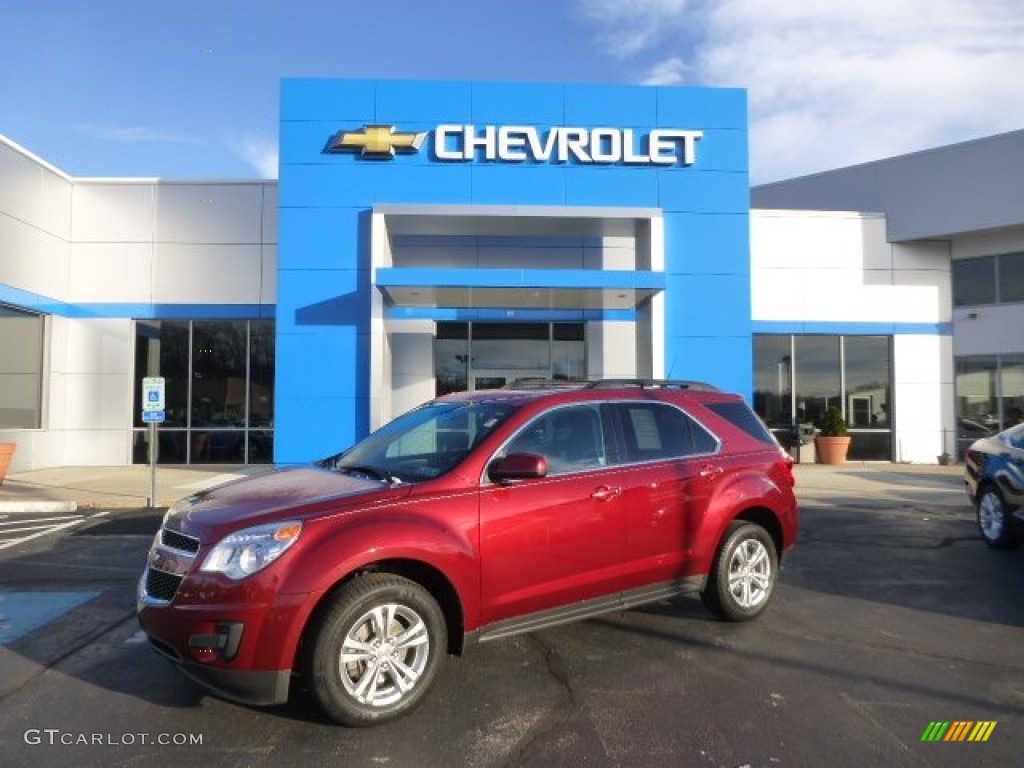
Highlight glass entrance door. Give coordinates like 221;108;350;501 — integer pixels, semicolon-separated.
434;322;585;396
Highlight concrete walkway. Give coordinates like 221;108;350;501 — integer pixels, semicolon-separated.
0;461;967;513
0;465;275;512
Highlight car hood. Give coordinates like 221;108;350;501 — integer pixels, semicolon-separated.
168;466;410;534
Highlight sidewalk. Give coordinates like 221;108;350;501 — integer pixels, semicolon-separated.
0;461;966;513
0;465;274;512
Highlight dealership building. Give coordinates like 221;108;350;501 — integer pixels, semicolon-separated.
1;79;1022;470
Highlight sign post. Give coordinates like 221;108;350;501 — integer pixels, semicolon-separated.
141;377;166;509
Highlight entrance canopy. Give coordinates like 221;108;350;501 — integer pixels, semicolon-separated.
372;204;665;314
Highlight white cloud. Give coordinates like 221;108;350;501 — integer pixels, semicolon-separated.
79;125;201;144
641;57;687;85
233;134;278;179
579;0;1024;182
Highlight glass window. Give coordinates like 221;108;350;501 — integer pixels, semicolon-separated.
134;320;189;428
956;356;999;441
249;321;275;428
753;333;893;461
952;256;996;306
611;402;719;461
998;252;1024;304
330;401;519;482
133;320;275;464
753;335;793;430
1000;355;1024;428
503;404;606;475
844;337;891;428
191;321;247;428
706;401;774;445
794;336;841;427
0;305;44;428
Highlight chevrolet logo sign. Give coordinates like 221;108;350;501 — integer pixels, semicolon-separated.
328;125;426;158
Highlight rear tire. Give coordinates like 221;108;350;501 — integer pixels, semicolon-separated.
977;487;1023;550
701;522;779;622
303;573;447;726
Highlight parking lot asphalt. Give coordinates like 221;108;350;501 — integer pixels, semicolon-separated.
0;462;1021;768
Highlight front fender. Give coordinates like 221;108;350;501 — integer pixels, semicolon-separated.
262;511;480;670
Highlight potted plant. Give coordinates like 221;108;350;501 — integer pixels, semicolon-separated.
0;442;15;485
815;406;851;465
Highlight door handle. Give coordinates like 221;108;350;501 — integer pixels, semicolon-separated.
699;464;724;479
591;485;622;501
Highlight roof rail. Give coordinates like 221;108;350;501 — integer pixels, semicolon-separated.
502;377;589;390
585;378;719;392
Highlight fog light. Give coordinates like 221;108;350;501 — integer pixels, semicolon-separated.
188;621;244;662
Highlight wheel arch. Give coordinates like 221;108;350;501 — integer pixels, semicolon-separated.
296;559;467;670
732;506;784;559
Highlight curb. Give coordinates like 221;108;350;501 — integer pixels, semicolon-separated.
0;501;78;514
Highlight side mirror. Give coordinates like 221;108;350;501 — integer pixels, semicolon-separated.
488;453;549;484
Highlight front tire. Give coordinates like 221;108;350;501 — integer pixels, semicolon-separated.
701;521;779;622
304;574;447;726
977;487;1023;550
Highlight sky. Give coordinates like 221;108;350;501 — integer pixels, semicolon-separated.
3;0;1023;184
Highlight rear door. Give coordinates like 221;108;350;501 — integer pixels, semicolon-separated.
605;400;723;590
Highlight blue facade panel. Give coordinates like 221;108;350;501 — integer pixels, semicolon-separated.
278;79;751;463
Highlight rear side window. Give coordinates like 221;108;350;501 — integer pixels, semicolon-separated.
705;401;776;445
612;402;718;462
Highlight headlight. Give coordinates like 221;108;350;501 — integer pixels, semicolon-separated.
200;521;303;580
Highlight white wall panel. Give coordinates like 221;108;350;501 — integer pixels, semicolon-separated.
71;183;153;242
260;244;277;303
262;184;278;244
61;429;131;466
892;335;954;463
152;244;263;304
67;243;154;303
0;142;71;236
155;184;263;244
953;305;1024;356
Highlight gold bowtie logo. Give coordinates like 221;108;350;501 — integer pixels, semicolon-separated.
329;125;426;158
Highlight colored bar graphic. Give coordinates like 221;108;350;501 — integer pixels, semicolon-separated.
921;721;996;742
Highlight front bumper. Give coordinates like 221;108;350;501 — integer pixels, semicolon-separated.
137;569;307;707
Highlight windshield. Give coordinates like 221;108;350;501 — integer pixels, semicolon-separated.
322;400;521;483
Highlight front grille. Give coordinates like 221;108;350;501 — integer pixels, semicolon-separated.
146;568;184;602
162;528;200;554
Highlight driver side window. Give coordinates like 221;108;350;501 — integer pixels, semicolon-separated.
503;405;607;475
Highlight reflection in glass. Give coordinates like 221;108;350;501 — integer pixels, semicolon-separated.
134;320;189;428
133;319;275;464
192;321;247;428
794;336;840;426
434;323;586;396
753;335;793;429
956;356;998;440
0;306;44;428
844;337;891;428
999;355;1024;428
999;252;1024;303
952;256;996;306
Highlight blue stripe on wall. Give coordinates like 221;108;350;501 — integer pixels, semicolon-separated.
385;307;637;322
375;268;665;290
752;320;953;336
0;285;275;320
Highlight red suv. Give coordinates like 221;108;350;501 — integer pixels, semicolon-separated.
137;380;798;726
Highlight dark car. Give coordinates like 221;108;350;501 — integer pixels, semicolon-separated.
965;422;1024;549
137;380;799;726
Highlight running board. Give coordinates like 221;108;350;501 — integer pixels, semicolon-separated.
475;577;706;643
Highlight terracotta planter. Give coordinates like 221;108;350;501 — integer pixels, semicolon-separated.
815;436;851;465
0;442;15;485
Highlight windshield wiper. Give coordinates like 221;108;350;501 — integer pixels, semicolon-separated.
337;464;401;485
